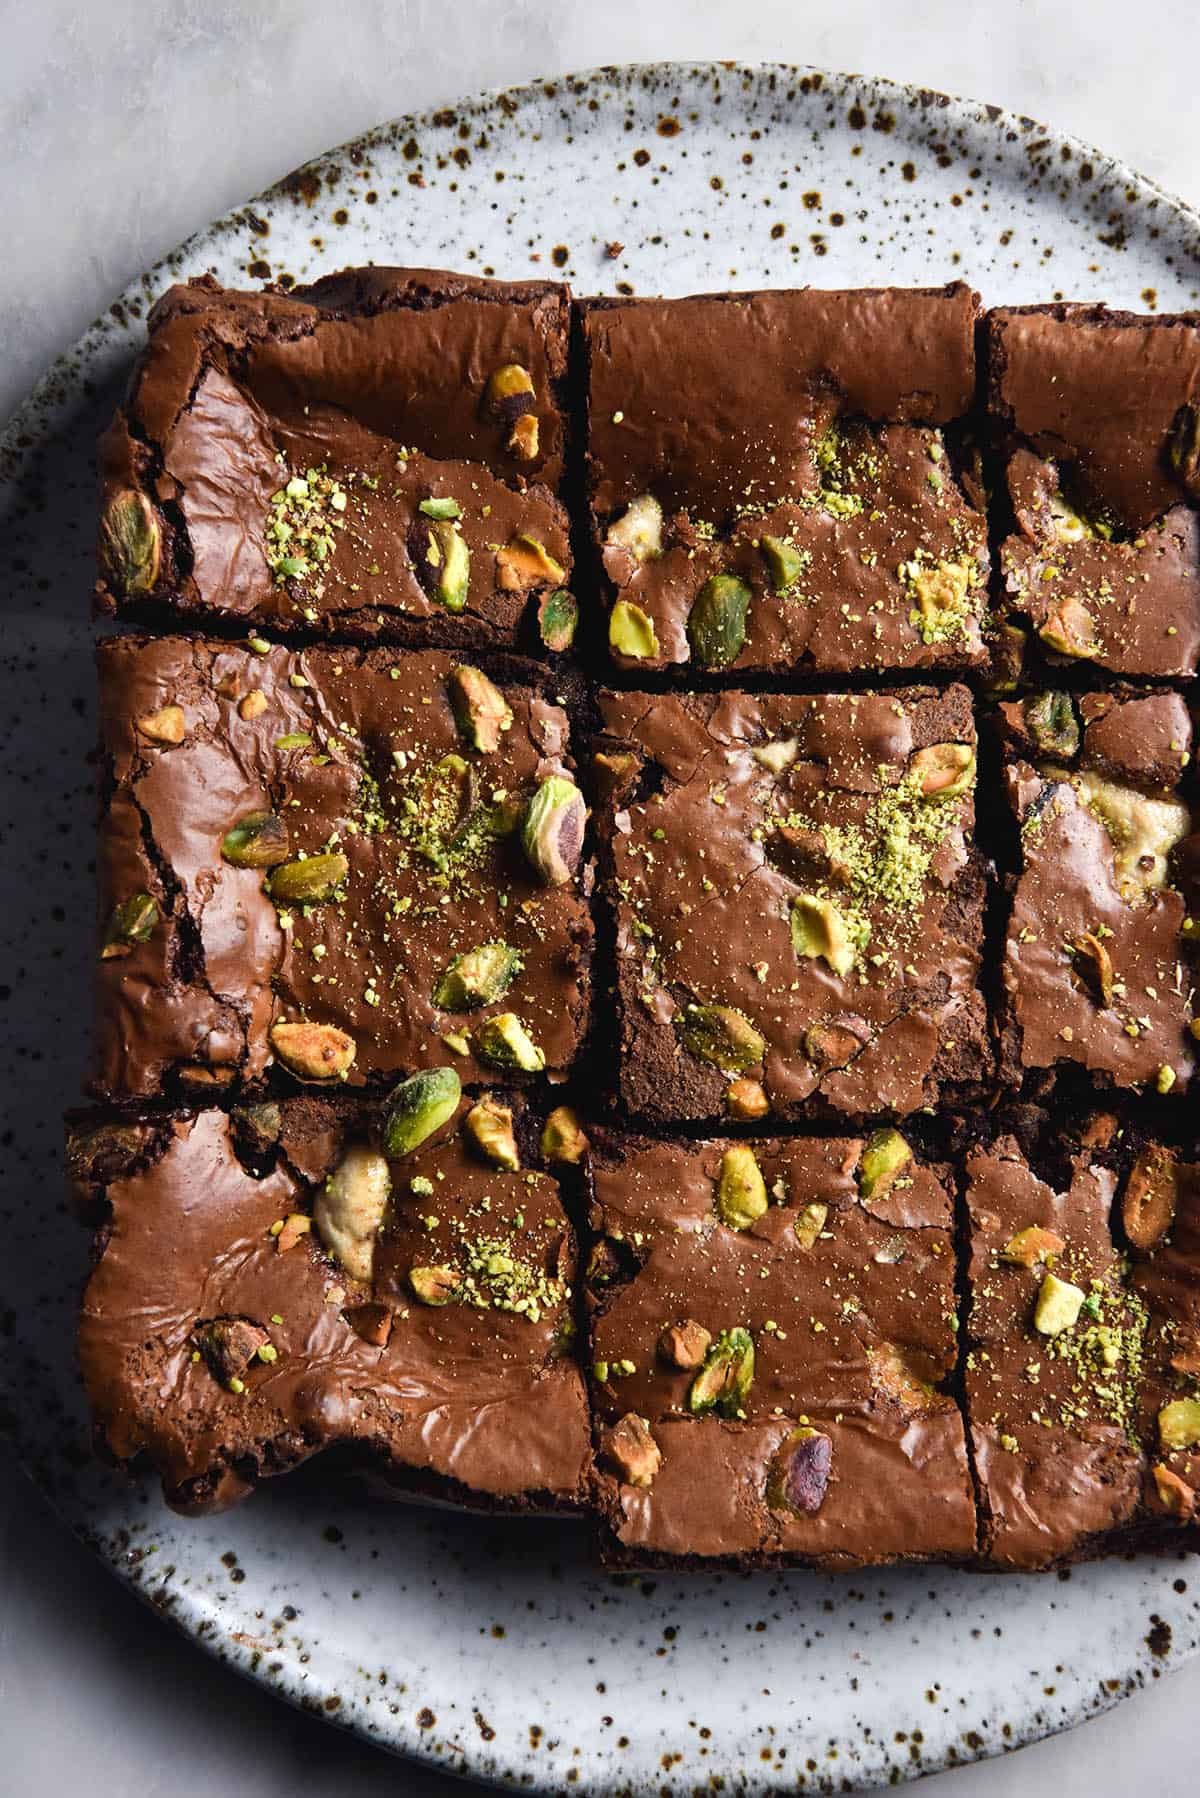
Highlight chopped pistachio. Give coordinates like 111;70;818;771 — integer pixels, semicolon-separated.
601;1413;661;1488
605;493;663;562
538;587;578;652
269;1020;356;1082
609;598;659;658
314;1145;392;1283
473;1012;545;1072
496;533;565;590
382;1067;462;1156
725;1076;769;1121
760;533;805;593
999;1225;1066;1269
908;742;975;800
463;1096;520;1170
804;1015;869;1072
687;573;751;668
716;1144;768;1231
679;1002;765;1072
767;1426;832;1515
484;362;535;418
1024;690;1080;759
447;664;512;753
658;1318;712;1370
410;1264;462;1306
1073;929;1115;1010
751;737;799;776
540;1105;589;1165
418;495;462;520
1073;772;1189;904
906;559;972;645
220;811;290;869
794;1201;828;1251
100;892;158;960
99;489;161;595
136;703;186;745
1040;595;1099;659
857;1129;912;1202
1169;401;1200;494
1034;1271;1086;1336
1158;1397;1200;1451
268;852;349;904
790;893;857;977
521;775;587;886
433;940;521;1011
1122;1145;1179;1251
410;515;471;611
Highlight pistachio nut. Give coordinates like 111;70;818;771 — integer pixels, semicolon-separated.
1158;1397;1200;1451
1073;771;1189;904
605;493;663;562
725;1076;769;1121
268;852;349;904
658;1318;712;1370
793;1201;829;1250
1072;929;1115;1009
409;515;471;611
410;1264;462;1306
1024;690;1080;760
269;1020;357;1081
1152;1463;1197;1519
592;749;640;805
472;1012;545;1072
484;362;535;421
221;811;290;869
195;1317;270;1387
608;599;660;658
600;1413;661;1489
909;742;975;799
1039;595;1098;659
857;1129;912;1202
538;587;578;652
521;775;587;886
803;1015;870;1073
751;737;799;776
447;664;512;753
687;1325;755;1417
679;1003;765;1072
99;488;161;596
508;413;539;461
1033;1270;1086;1335
1169;402;1200;495
999;1225;1066;1269
540;1105;589;1165
790;894;857;978
463;1096;520;1170
418;495;462;520
716;1144;768;1231
137;704;186;745
382;1066;462;1156
100;892;158;959
686;573;751;668
760;533;805;593
496;533;565;591
767;1425;832;1515
1122;1145;1178;1252
433;940;521;1011
274;1212;312;1254
314;1144;392;1283
908;559;971;643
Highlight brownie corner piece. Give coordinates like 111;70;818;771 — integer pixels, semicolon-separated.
93;636;591;1099
987;302;1200;679
77;1094;591;1515
96;266;572;649
997;686;1196;1100
586;1129;976;1567
581;281;991;678
594;682;989;1127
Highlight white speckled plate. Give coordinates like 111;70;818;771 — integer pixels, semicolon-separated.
2;60;1199;1796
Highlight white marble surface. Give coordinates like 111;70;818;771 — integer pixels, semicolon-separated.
2;2;1200;1792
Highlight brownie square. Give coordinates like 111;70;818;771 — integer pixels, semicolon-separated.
1125;1142;1200;1528
93;637;592;1098
988;304;1200;679
997;687;1196;1098
587;1131;976;1567
74;1094;591;1514
96;268;573;650
581;283;991;676
594;684;989;1125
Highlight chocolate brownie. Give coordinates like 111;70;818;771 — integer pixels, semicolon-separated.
594;684;989;1124
581;283;991;676
75;1092;591;1514
988;305;1200;679
1123;1143;1200;1528
93;637;592;1098
997;687;1196;1099
587;1130;976;1566
96;268;574;650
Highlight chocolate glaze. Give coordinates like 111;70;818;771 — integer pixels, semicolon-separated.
76;1099;591;1515
97;269;571;643
582;283;990;675
93;638;592;1097
596;684;989;1124
588;1132;975;1567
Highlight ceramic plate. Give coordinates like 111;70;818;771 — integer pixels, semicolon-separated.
2;60;1198;1796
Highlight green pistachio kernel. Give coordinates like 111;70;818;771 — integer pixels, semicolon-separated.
522;775;587;886
409;1264;462;1306
687;1326;755;1417
382;1067;462;1157
1159;1396;1200;1450
760;533;804;593
99;489;161;596
100;892;159;959
410;515;471;611
767;1425;832;1514
858;1129;912;1202
679;1003;766;1072
1024;690;1080;760
538;587;579;652
605;493;664;562
463;1096;521;1170
433;941;521;1011
268;852;349;904
609;599;660;659
447;664;512;754
716;1144;768;1231
790;893;857;977
687;574;751;668
1034;1271;1087;1336
418;496;462;520
220;811;290;869
472;1012;546;1072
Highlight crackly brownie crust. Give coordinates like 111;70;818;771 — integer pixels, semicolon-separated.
594;684;989;1125
75;1096;591;1515
586;1131;975;1567
581;283;990;676
996;687;1196;1098
93;637;592;1098
988;305;1200;678
96;268;572;646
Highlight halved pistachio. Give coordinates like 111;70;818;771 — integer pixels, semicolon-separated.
410;515;471;611
418;495;462;520
909;742;975;799
521;775;587;885
857;1129;912;1202
790;894;857;978
472;1012;545;1072
541;1105;589;1165
1034;1271;1086;1335
1159;1397;1200;1451
609;599;659;658
716;1144;768;1231
410;1264;462;1306
538;587;578;652
658;1318;712;1370
1024;690;1080;760
794;1201;828;1250
999;1225;1065;1269
1072;929;1115;1009
433;940;521;1011
908;560;970;644
464;1096;520;1170
679;1003;765;1072
803;1015;870;1073
687;1326;754;1417
270;1020;357;1081
725;1076;769;1121
1152;1463;1197;1518
1039;596;1098;659
1122;1145;1178;1252
1170;403;1200;495
496;533;565;591
600;1413;661;1488
99;489;161;595
268;852;349;904
1073;772;1189;903
314;1145;392;1283
687;574;751;668
752;737;799;776
760;534;805;593
592;749;640;804
484;362;535;420
447;664;512;753
605;493;663;562
137;704;185;745
767;1426;832;1515
221;811;290;869
382;1066;462;1156
100;892;158;959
